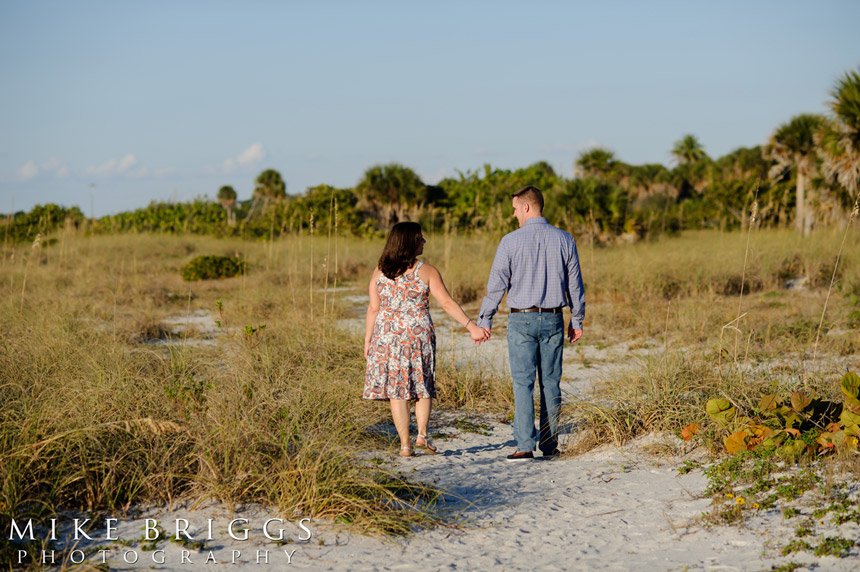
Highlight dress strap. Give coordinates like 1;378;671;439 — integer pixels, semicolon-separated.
413;261;424;277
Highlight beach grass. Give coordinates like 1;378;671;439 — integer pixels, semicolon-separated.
561;226;859;452
0;232;434;568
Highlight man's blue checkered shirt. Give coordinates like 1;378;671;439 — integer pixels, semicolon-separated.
477;217;585;330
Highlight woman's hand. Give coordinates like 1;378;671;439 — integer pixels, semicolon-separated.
364;338;372;359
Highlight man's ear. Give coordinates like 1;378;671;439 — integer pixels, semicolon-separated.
522;202;530;213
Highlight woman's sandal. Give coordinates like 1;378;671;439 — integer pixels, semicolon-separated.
415;434;437;454
399;446;414;457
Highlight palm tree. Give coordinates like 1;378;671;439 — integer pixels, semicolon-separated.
817;68;860;199
253;169;286;201
354;163;426;226
670;135;710;201
217;185;237;226
671;134;707;166
247;169;286;219
575;147;618;179
765;114;826;235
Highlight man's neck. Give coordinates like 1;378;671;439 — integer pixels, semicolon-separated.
521;215;544;227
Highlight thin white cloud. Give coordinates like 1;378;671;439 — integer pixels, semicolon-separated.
86;153;138;176
117;154;137;172
238;143;265;165
17;160;39;180
42;158;71;178
223;143;266;172
14;158;72;181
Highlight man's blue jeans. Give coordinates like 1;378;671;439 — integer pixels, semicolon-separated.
506;312;564;454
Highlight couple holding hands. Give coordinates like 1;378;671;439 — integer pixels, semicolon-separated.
362;186;585;460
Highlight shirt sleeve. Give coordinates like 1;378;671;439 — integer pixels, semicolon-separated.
565;235;586;330
477;237;511;329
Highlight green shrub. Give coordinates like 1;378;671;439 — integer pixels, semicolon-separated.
180;255;245;281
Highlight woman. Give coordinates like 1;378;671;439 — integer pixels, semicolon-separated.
363;222;490;457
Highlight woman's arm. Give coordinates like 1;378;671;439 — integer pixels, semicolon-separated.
421;264;490;342
364;268;381;357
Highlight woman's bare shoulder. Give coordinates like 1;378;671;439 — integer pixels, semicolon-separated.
417;261;440;281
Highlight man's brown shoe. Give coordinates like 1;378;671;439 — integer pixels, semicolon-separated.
505;451;534;462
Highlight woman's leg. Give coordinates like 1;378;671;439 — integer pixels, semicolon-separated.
389;399;411;451
414;398;437;452
415;398;431;437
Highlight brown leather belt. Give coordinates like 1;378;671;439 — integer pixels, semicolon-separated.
510;306;564;314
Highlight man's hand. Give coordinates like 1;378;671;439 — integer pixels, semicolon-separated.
568;323;582;344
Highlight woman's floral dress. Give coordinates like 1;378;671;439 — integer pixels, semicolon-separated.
363;262;436;400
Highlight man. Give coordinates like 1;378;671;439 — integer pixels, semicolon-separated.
477;186;585;461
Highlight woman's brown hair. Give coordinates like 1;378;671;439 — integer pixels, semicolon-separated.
378;222;424;280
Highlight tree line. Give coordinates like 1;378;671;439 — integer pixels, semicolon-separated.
5;68;858;244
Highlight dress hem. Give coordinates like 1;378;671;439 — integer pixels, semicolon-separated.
362;394;435;401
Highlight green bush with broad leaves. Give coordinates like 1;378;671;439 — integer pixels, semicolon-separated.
703;372;860;460
180;255;245;281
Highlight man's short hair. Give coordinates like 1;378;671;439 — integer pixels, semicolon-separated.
512;186;544;212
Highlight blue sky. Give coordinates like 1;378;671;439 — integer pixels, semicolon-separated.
1;1;858;216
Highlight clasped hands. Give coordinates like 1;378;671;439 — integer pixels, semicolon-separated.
467;323;491;345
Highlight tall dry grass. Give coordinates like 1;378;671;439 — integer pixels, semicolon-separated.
582;229;859;352
435;363;514;414
0;231;443;568
562;224;860;453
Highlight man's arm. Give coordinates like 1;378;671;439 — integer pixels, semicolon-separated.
423;264;490;343
565;235;585;339
477;238;511;329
